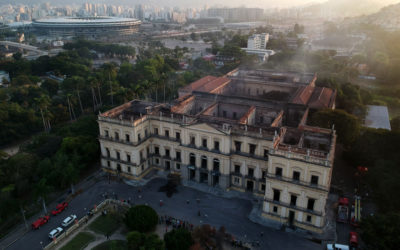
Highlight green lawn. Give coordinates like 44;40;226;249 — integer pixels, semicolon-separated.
92;240;127;250
89;214;120;236
60;232;95;250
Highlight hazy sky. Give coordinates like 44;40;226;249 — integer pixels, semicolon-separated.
0;0;399;9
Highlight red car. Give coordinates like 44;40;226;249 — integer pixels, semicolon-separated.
31;215;50;229
350;231;358;249
51;202;68;216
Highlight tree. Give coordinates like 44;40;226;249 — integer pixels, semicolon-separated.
34;94;52;133
126;231;164;250
34;178;52;214
391;116;400;131
164;228;194;250
125;205;158;232
309;109;360;146
361;213;400;250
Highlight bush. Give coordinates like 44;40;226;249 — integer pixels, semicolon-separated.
164;228;194;250
125;205;158;233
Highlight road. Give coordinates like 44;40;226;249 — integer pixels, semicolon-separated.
7;178;322;250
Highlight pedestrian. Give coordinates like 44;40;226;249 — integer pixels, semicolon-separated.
260;231;264;237
198;210;201;216
165;225;168;233
196;198;200;203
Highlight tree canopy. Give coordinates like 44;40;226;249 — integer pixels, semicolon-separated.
125;205;158;233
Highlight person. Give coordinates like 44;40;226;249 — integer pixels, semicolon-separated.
260;231;264;237
186;200;189;204
198;210;201;216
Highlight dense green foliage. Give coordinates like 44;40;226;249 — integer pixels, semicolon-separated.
361;213;400;250
125;205;158;233
89;213;121;236
126;231;164;250
164;228;194;250
64;39;136;57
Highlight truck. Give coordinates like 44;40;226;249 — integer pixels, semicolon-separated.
350;196;361;227
337;197;349;223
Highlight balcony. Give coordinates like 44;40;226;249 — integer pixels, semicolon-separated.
267;173;329;192
264;197;323;216
101;156;138;167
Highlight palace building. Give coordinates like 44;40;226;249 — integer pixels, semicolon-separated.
98;69;337;233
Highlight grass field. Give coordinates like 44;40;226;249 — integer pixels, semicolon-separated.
60;232;95;250
88;214;121;236
92;240;127;250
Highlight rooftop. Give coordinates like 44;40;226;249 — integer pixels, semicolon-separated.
364;105;391;130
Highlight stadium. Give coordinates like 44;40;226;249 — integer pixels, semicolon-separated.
32;17;141;38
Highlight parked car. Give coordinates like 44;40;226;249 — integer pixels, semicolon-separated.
31;215;50;229
51;202;68;216
48;227;63;239
61;214;77;227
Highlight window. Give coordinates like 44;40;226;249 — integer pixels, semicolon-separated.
273;189;280;202
115;132;119;140
116;151;120;160
234;141;241;152
311;175;319;185
154;128;158;135
249;144;256;155
293;171;300;181
104;130;109;137
155;158;160;164
234;177;240;184
202;138;207;148
117;164;121;171
222;110;227;117
214;140;220;151
165;149;170;158
155;146;159;155
141;165;144;171
128;166;131;173
176;163;181;170
127;154;131;162
213;158;220;171
190;136;195;146
273;206;278;213
290;195;297;206
137;133;141;141
190;153;196;166
307;198;315;211
233;112;237;119
261;184;266;191
106;148;110;157
107;161;110;167
201;156;207;169
234;165;240;174
260;116;264;123
176;132;180;141
262;170;267;180
306;215;312;223
165;130;169;138
145;129;148;137
275;167;282;177
126;134;130;142
139;151;143;162
248;168;254;177
146;147;149;156
176;151;181;161
264;149;269;160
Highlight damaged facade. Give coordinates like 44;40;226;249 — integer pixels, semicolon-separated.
98;69;336;233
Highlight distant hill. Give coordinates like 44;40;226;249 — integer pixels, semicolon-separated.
298;0;400;19
343;2;400;31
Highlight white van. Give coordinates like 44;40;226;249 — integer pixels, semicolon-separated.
327;243;350;250
48;227;63;239
61;214;77;227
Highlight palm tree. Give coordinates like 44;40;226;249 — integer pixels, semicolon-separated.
34;94;52;133
34;178;52;214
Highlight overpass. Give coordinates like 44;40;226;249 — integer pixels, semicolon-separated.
0;41;48;59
